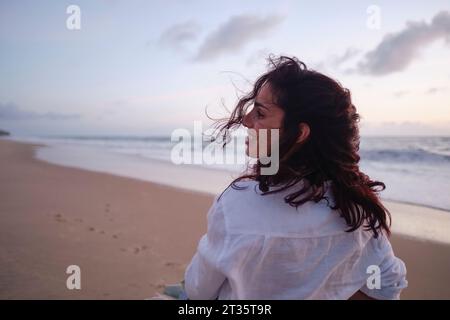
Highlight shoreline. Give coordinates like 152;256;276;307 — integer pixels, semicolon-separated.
8;135;450;213
10;137;450;245
382;198;450;214
1;138;450;299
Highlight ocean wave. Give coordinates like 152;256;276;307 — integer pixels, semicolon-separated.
360;148;450;164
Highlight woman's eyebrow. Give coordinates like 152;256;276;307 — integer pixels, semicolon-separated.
254;101;269;110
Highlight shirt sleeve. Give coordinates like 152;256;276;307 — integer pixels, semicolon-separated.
359;235;408;300
184;197;227;300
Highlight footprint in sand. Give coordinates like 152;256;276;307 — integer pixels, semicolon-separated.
120;245;149;255
54;213;67;223
86;226;108;235
165;261;180;267
135;245;150;254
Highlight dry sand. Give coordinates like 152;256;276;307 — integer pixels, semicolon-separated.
0;139;449;299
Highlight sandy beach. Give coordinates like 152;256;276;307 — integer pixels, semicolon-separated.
1;138;449;299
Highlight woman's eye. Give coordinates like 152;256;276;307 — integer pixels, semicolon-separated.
256;110;264;118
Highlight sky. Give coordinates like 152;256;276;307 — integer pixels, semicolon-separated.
0;0;449;136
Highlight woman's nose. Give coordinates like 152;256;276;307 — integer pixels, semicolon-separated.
242;113;252;128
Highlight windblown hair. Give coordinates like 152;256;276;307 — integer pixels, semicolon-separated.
216;55;391;238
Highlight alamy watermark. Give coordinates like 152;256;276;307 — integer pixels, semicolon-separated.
366;265;381;290
170;121;280;175
66;265;81;290
366;5;382;30
66;5;81;30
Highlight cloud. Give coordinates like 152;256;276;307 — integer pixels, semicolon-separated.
192;14;284;62
0;102;81;120
357;10;450;76
158;20;201;51
331;47;361;66
311;47;361;73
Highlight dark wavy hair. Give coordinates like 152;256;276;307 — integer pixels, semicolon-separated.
216;55;391;238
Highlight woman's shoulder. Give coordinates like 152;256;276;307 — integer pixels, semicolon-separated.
215;179;349;238
217;179;260;203
217;178;311;202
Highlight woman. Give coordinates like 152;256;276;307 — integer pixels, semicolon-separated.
184;56;407;300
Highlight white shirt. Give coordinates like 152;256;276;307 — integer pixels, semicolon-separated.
184;180;408;300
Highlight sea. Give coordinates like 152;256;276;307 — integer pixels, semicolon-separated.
9;135;450;212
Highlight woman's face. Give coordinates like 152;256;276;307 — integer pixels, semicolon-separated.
242;82;285;158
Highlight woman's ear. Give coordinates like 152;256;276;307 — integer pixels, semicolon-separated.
296;122;310;144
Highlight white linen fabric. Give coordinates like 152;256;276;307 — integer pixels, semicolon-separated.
185;180;407;300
